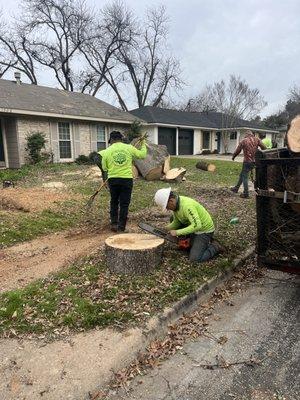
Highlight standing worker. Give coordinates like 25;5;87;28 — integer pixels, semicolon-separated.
258;132;272;149
230;130;266;198
99;131;147;232
154;188;223;263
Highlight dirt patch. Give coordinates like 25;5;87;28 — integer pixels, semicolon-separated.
0;228;114;292
0;187;81;212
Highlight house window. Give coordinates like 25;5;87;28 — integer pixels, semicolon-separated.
97;125;106;150
58;122;72;159
230;132;237;140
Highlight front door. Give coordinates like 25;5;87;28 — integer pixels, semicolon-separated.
0;121;5;164
178;129;194;155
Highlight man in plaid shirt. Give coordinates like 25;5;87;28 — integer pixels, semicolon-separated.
230;130;266;198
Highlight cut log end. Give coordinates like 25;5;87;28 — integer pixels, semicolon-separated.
105;233;164;275
287;115;300;153
196;161;216;172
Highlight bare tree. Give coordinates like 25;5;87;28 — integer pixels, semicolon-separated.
104;5;183;110
289;85;300;103
0;13;37;81
78;1;134;97
21;0;92;90
181;75;267;153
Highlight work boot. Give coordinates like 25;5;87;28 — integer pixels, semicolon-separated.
240;193;249;199
212;239;226;254
111;224;118;232
230;186;238;193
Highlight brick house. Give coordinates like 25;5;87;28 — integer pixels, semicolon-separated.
0;76;140;168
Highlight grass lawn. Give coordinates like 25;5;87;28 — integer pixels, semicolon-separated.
0;157;256;338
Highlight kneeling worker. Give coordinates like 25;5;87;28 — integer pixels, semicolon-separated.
100;131;147;232
154;188;223;262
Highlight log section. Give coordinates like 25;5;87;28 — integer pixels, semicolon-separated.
196;161;216;172
105;233;164;274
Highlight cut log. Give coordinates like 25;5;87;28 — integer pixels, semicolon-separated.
132;165;139;179
196;161;216;172
105;233;164;274
287;115;300;153
162;167;187;182
163;155;171;174
133;142;169;181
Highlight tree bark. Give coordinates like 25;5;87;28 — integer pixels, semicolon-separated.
196;161;216;172
105;234;164;274
134;142;169;180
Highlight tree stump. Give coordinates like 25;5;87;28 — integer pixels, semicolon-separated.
196;161;216;172
105;233;164;275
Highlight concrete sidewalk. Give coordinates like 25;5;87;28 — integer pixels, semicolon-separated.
177;154;243;163
0;247;254;400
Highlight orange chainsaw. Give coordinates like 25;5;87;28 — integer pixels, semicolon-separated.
138;222;191;250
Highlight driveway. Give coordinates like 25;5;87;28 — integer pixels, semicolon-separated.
177;154;244;163
107;268;300;400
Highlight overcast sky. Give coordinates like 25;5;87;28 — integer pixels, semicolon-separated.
1;0;300;117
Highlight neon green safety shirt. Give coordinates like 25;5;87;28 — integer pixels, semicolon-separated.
167;196;215;236
99;141;147;179
262;137;272;149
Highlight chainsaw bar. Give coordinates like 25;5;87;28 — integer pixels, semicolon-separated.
138;222;178;244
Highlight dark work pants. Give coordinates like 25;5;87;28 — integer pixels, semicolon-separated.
235;162;255;196
108;178;133;230
189;232;218;263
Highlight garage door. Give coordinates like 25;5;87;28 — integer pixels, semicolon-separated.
158;127;176;155
178;129;194;155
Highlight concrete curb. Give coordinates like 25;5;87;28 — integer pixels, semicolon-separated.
142;245;255;342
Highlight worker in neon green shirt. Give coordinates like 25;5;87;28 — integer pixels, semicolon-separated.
99;131;147;232
259;133;272;149
154;188;223;262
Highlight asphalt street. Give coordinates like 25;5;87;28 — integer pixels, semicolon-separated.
106;268;300;400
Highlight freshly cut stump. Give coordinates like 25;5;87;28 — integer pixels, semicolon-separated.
105;233;164;275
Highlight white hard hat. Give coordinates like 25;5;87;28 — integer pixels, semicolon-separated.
154;187;171;211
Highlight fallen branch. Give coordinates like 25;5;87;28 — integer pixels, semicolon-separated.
193;354;264;370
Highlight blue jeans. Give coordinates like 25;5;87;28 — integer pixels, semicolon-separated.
235;162;255;196
189;232;218;263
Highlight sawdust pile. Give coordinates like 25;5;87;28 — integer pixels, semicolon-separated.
0;188;78;212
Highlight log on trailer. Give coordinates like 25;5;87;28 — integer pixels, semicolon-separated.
287;115;300;153
105;234;164;274
134;142;169;180
196;161;216;172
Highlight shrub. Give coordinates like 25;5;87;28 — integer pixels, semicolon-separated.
25;132;47;164
201;149;212;155
125;120;143;142
75;154;90;164
88;151;101;165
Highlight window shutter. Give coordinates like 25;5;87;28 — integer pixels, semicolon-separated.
73;122;81;158
50;121;60;162
91;124;98;152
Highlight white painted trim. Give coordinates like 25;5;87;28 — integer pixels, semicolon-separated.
0;118;8;167
0;108;137;125
176;127;179;155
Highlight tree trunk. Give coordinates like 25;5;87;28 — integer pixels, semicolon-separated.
105;234;164;275
132;165;139;179
134;142;169;180
163;155;171;174
196;161;216;172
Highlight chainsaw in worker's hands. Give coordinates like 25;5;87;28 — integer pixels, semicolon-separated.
138;222;191;250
